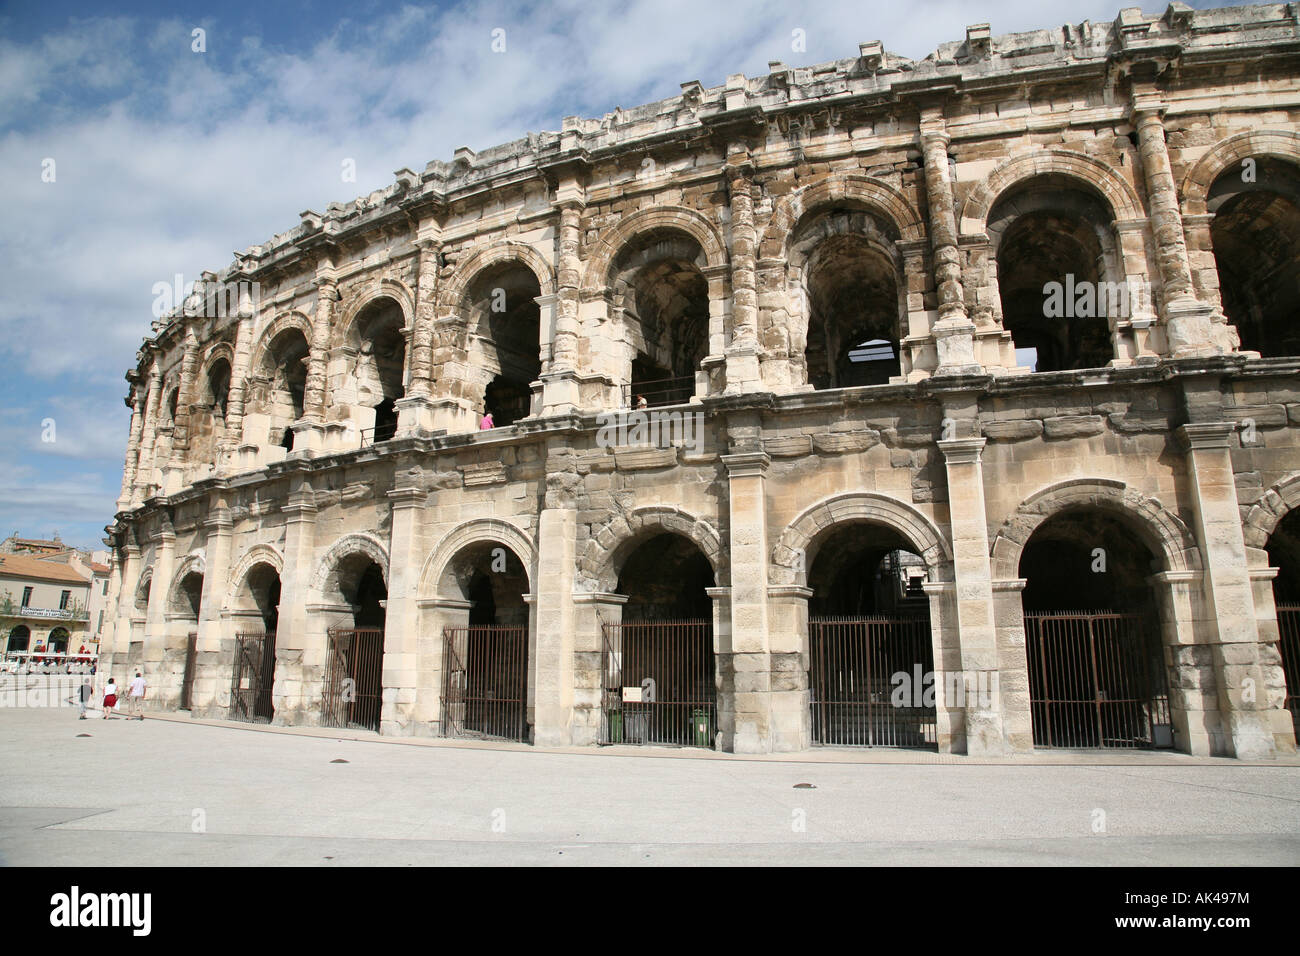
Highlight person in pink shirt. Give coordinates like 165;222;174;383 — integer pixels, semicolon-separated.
480;411;494;430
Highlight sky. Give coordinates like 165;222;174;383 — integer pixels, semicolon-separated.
0;0;1253;549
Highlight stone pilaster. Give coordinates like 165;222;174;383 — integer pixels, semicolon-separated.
105;539;140;681
396;241;442;435
1175;422;1287;757
919;105;978;373
380;482;425;734
724;150;761;392
273;476;317;724
541;195;583;415
533;474;578;745
937;435;1007;755
721;448;773;752
571;591;628;745
766;584;812;751
118;388;145;510
134;360;164;504
1130;90;1223;356
220;313;254;468
295;269;336;451
142;518;176;710
190;504;232;717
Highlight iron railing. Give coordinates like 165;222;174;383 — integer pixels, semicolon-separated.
230;630;276;723
1278;605;1299;736
622;375;696;409
1025;610;1172;749
809;615;938;749
321;627;384;732
601;619;716;748
440;626;529;742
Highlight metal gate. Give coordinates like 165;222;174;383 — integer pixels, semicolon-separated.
1278;605;1300;735
440;626;529;741
179;631;198;710
321;627;384;732
600;620;716;747
1025;611;1172;749
809;615;937;748
230;630;276;722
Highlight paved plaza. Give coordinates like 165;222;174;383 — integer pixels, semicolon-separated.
1;706;1298;866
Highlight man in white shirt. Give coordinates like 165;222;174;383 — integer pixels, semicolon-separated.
127;671;146;720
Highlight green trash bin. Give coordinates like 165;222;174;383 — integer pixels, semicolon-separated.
690;708;712;747
607;708;623;744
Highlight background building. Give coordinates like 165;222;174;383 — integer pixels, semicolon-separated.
103;4;1300;758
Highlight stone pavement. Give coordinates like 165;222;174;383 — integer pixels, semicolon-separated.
2;707;1298;866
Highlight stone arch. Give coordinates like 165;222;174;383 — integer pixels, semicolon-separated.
308;533;390;598
418;518;538;598
134;567;154;610
199;342;235;381
1243;472;1300;560
224;543;285;606
439;241;556;314
961;149;1145;231
167;553;206;616
989;478;1202;580
759;174;926;259
579;505;724;593
582;206;728;293
771;492;952;587
339;277;416;341
1181;129;1300;215
249;311;314;374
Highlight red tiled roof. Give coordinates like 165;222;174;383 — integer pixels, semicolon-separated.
0;553;90;585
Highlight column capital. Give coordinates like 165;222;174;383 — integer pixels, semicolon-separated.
937;437;986;464
387;486;427;508
1174;421;1236;451
721;450;770;476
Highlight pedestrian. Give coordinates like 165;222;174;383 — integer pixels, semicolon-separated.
78;678;93;719
479;409;494;430
127;671;146;720
636;394;648;410
102;677;119;719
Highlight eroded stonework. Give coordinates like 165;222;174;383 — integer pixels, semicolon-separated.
104;4;1300;758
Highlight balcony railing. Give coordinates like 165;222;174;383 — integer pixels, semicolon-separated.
622;376;696;409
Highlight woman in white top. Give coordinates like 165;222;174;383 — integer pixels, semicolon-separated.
102;678;119;719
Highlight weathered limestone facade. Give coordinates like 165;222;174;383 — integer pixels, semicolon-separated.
105;4;1300;758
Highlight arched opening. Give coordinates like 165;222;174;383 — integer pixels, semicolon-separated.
231;561;280;723
1265;508;1300;734
798;210;905;389
260;328;309;451
191;356;232;467
1209;157;1300;357
47;627;69;655
613;233;709;408
127;575;149;674
604;532;716;746
350;297;406;442
6;624;30;657
466;264;541;427
206;358;231;423
805;522;935;748
173;570;202;709
989;177;1119;372
321;554;386;731
438;541;530;742
174;571;203;620
1019;509;1171;749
